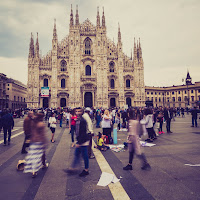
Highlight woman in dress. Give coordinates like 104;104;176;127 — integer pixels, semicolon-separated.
24;113;48;178
123;109;151;170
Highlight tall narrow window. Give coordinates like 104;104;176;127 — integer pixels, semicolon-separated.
60;60;67;71
85;65;91;75
126;79;130;88
85;38;91;55
61;79;66;88
110;79;115;89
109;61;115;72
44;79;48;87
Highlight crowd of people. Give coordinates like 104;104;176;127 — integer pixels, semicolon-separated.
0;105;199;178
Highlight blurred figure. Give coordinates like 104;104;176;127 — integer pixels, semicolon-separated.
21;111;34;154
1;110;14;146
123;109;151;171
164;107;173;133
24;113;48;178
69;108;77;147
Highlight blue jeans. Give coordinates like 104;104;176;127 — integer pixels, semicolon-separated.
72;146;89;169
192;117;197;127
60;119;62;127
70;125;75;143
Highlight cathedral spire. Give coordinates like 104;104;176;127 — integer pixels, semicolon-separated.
96;6;100;27
139;37;142;59
70;4;74;27
29;32;34;58
134;37;137;60
75;5;79;25
102;7;105;27
53;19;57;40
118;23;121;44
35;32;39;58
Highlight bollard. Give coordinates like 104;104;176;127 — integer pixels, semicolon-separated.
113;128;117;144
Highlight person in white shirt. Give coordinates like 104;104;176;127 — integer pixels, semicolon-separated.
49;113;57;143
101;110;112;142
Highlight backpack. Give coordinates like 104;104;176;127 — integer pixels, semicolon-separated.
109;136;113;144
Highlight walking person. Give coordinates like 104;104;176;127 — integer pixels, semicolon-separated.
21;111;34;154
1;110;14;146
164;107;173;133
123;109;151;171
66;107;90;177
69;108;77;147
24;113;48;178
58;111;63;127
141;108;157;142
49;113;57;143
83;107;95;159
190;107;199;127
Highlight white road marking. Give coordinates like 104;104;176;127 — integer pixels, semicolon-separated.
0;131;24;144
92;139;130;200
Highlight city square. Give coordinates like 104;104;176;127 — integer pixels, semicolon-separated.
0;0;200;200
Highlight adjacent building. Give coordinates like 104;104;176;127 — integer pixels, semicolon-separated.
145;72;200;108
27;6;145;109
6;78;27;110
0;73;8;110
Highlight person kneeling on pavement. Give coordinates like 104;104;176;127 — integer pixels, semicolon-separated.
97;132;109;151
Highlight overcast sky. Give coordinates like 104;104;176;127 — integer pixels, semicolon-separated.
0;0;200;87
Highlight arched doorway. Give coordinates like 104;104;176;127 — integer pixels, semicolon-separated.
126;97;132;107
43;98;49;108
110;98;116;107
84;92;93;107
60;98;66;107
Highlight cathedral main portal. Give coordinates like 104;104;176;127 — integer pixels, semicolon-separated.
84;92;93;107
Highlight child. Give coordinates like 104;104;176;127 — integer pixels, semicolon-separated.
97;132;109;151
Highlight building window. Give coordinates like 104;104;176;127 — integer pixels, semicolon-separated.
159;92;160;95
126;79;130;88
178;97;181;102
172;97;175;102
151;97;153;101
178;91;180;94
18;96;19;101
151;92;153;95
61;79;65;88
198;89;200;93
24;98;25;102
60;60;67;71
85;38;91;55
109;61;115;72
172;92;174;95
14;96;16;101
159;98;161;102
199;96;200;101
191;90;193;93
184;96;187;101
185;91;187;94
167;92;169;95
191;96;194;101
147;92;149;94
155;92;157;95
155;98;157;102
85;65;91;75
44;79;48;87
7;88;9;90
110;79;115;89
21;97;22;102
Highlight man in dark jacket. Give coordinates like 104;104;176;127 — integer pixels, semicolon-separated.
190;107;199;127
1;110;14;145
164;107;173;133
66;107;90;177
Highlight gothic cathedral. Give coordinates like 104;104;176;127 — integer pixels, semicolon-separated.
27;6;145;108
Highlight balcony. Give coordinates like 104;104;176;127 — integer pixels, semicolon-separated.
81;75;96;82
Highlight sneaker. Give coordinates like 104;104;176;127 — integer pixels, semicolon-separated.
162;131;165;134
79;170;89;177
32;172;37;178
123;164;133;170
21;151;28;154
42;163;49;169
89;155;95;159
159;132;162;134
141;163;151;170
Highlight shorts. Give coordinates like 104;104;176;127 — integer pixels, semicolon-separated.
50;127;55;133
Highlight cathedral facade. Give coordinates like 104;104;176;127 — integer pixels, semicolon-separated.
27;6;145;109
